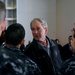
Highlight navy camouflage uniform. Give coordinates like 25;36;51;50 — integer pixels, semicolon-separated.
59;56;75;75
0;45;41;75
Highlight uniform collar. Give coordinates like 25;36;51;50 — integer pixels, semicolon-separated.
4;46;20;52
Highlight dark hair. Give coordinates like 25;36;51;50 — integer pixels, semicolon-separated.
68;35;72;40
0;1;5;24
5;23;25;46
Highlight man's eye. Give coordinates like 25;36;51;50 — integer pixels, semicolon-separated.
37;28;40;30
31;28;40;30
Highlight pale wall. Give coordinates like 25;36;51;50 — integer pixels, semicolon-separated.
17;0;56;45
56;0;75;46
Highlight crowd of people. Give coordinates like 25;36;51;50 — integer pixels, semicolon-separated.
0;1;75;75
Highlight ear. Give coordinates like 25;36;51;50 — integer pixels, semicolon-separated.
45;28;48;34
20;39;25;45
1;19;6;31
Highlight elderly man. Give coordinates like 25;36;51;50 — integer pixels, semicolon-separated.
24;18;62;75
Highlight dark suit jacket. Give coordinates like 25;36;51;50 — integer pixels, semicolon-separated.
24;36;62;75
60;56;75;75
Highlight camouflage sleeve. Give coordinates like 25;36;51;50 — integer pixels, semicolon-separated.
24;57;41;75
60;60;75;75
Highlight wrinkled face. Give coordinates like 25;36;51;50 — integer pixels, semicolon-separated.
31;21;48;42
71;32;75;53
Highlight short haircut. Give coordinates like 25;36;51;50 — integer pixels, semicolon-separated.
30;18;48;29
68;35;72;40
5;23;25;46
0;1;5;24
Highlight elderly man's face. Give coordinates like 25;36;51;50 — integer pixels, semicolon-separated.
31;21;48;42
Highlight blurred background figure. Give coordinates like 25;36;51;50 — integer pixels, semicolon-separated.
59;25;75;75
55;39;63;60
55;39;62;51
62;35;74;61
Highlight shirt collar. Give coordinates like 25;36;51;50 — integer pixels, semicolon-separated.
37;38;50;48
